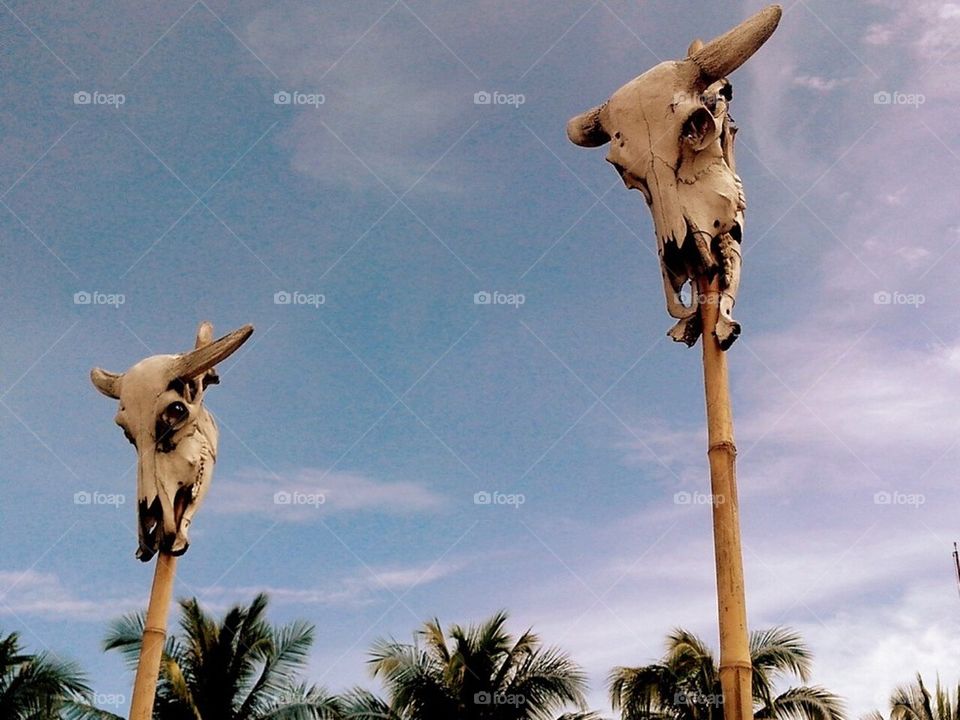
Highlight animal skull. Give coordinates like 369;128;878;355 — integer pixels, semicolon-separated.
90;322;253;562
566;5;781;349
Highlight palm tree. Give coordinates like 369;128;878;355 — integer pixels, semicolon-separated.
0;629;99;719
609;627;844;720
364;610;598;720
865;674;960;720
104;592;340;720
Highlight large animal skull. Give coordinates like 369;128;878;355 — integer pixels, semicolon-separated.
91;322;253;561
567;5;782;349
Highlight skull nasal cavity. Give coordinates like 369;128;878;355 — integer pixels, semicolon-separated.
167;377;200;402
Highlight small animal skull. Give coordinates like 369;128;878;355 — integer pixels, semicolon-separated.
567;5;782;349
90;322;253;561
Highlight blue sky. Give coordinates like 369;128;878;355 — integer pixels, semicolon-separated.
1;0;959;715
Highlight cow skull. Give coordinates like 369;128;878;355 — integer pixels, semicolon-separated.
567;5;782;349
90;322;253;562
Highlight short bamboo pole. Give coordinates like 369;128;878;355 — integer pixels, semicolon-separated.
129;552;178;720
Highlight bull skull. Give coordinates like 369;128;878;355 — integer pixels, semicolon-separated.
567;5;782;349
90;322;253;562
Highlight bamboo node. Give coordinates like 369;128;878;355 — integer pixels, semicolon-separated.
719;660;753;670
708;440;738;456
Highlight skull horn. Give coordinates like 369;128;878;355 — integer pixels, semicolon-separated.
689;4;782;82
171;324;254;380
566;104;610;147
90;367;123;399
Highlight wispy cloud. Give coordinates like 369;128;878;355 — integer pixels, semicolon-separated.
0;558;464;622
861;1;960;56
200;559;462;610
212;468;446;520
0;570;137;622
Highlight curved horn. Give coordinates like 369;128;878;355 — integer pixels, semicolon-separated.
91;368;123;399
566;105;610;147
171;324;254;380
689;4;782;82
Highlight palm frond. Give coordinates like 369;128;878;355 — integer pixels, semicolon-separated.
338;687;398;720
238;620;315;718
750;627;813;685
760;685;846;720
418;619;449;667
609;664;672;720
255;682;342;720
0;647;91;720
506;645;588;720
58;700;127;720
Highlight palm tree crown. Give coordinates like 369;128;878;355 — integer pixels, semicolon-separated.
0;629;93;720
366;610;594;720
609;627;845;720
104;592;339;720
865;673;960;720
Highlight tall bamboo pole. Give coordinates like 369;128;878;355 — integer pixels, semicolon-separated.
129;552;178;720
698;273;752;720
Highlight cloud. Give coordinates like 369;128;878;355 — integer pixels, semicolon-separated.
198;559;463;611
799;581;960;713
615;324;960;501
212;468;446;520
509;514;959;714
862;1;960;57
0;570;136;622
0;559;464;623
243;4;477;193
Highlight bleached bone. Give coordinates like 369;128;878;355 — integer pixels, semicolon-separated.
91;322;253;561
567;4;781;349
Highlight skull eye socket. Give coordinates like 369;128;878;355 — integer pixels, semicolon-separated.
161;401;189;427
